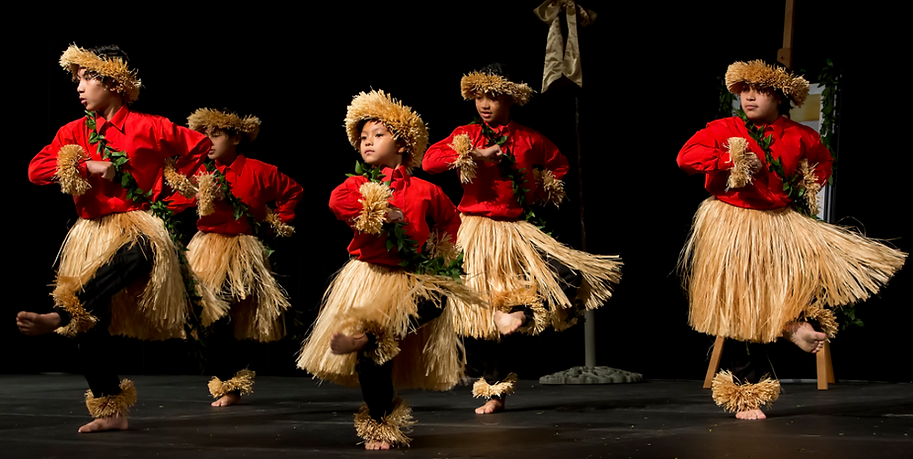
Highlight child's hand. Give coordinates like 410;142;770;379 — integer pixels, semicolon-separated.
745;152;762;173
85;160;115;180
386;206;405;223
472;145;503;162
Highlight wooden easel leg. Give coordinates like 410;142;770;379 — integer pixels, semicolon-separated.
816;341;834;390
703;336;725;389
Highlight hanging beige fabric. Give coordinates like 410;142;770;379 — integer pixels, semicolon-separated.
534;1;597;92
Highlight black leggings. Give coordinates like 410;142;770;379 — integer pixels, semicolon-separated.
356;295;444;421
54;238;154;398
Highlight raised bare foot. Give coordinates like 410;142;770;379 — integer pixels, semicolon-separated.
78;415;128;433
783;321;826;353
475;397;505;414
16;311;61;336
494;310;526;335
330;332;368;355
365;440;391;450
735;409;767;420
211;392;241;407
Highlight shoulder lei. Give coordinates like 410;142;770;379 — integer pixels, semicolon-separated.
347;161;464;280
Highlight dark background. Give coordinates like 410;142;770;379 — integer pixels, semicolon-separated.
7;2;910;383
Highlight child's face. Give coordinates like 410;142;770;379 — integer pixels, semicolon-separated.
359;121;404;169
206;128;240;164
76;68;119;114
740;86;781;124
475;93;512;127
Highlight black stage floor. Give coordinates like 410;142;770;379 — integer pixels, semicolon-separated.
1;374;910;458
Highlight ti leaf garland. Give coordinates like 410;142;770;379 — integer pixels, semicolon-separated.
84;110;210;350
470;118;553;233
347;162;464;281
737;111;817;218
201;159;278;256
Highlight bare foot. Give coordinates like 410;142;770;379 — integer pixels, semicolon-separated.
735;409;767;420
211;392;241;407
330;333;368;355
365;440;391;450
475;397;505;414
494;310;526;335
16;311;61;336
78;415;128;433
783;321;826;353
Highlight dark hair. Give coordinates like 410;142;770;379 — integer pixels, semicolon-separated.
87;44;130;64
777;93;793;116
479;62;511;79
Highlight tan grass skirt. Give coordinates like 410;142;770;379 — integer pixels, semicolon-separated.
187;231;289;342
682;197;906;343
450;215;623;340
55;210;188;340
297;258;478;391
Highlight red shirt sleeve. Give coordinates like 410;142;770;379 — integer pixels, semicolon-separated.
428;185;461;241
677;121;739;175
423;126;478;174
267;168;304;223
29;121;87;185
156;120;211;213
329;175;370;227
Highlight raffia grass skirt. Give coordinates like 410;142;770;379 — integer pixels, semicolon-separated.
682;197;906;343
56;210;187;340
450;215;623;340
296;258;477;391
187;231;289;342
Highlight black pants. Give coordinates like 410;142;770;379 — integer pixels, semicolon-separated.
466;256;582;392
207;311;252;383
356;295;445;421
719;339;774;385
54;238;154;398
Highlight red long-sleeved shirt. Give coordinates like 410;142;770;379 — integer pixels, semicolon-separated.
29;106;211;218
196;154;304;235
422;121;569;219
677;116;832;210
330;166;460;266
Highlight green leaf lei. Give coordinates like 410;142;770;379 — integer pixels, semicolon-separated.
470;118;552;233
84;111;208;342
347;161;464;281
737;111;816;218
201;159;276;256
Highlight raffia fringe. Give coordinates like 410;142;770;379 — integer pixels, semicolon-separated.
208;369;255;398
353;181;391;235
726;60;810;107
195;172;217;217
424;231;461;264
460;71;534;106
60;45;141;103
54;145;91;196
725;137;759;190
344;90;428;174
359;321;401;365
163;157;197;198
187;232;289;342
681;198;906;343
534;168;566;207
801;305;839;339
472;373;518;399
491;287;548;335
451;216;621;339
797;159;821;215
448;133;477;184
187;108;261;141
52;276;98;337
265;207;295;237
57;211;188;340
85;379;137;418
297;259;471;390
711;370;780;413
353;398;415;447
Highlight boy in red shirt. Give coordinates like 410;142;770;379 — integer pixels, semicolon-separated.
297;90;480;449
678;60;906;420
185;108;303;406
423;64;622;414
17;44;213;432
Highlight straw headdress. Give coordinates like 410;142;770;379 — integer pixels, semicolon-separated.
59;44;142;104
188;108;261;142
725;60;810;107
460;71;534;106
344;90;429;173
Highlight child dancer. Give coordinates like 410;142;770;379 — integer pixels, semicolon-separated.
185;108;303;406
17;44;214;432
677;60;906;420
422;64;623;414
297;90;480;449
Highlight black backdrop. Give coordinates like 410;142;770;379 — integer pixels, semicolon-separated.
7;1;910;383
